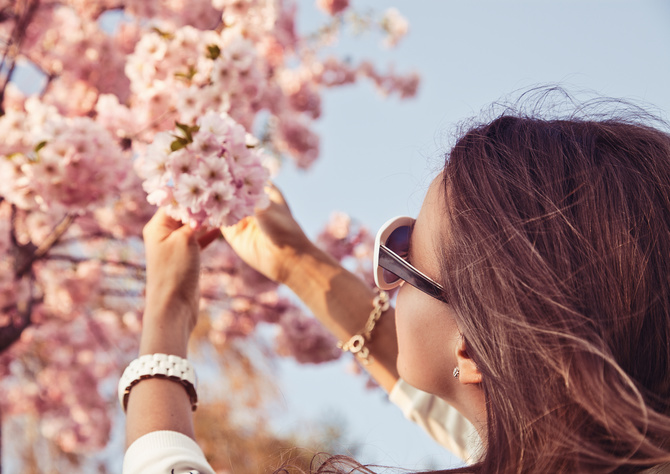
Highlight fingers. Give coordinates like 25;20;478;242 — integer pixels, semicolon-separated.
261;183;291;215
144;208;202;244
265;182;286;206
197;228;221;249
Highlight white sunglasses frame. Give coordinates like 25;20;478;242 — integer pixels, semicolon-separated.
373;216;447;303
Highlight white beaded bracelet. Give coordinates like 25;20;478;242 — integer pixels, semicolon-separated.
118;353;198;412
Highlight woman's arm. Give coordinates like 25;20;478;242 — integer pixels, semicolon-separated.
221;186;400;391
125;209;218;449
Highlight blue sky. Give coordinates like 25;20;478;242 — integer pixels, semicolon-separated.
272;0;670;469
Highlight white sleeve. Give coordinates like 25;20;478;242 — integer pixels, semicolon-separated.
123;430;216;474
389;379;482;464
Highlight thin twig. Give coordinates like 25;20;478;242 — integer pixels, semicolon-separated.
48;253;146;271
56;231;120;246
34;214;75;259
15;213;75;278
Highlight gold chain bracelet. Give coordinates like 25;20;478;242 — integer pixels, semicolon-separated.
337;289;390;364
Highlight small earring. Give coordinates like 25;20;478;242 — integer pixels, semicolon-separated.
453;367;460;378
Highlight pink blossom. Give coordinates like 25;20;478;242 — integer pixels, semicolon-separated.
94;94;137;140
223;38;256;72
358;61;420;99
280;70;323;119
200;85;232;115
275;309;341;364
177;85;205;124
198;154;232;183
92;174;157;238
380;7;409;48
314;57;357;87
173;173;208;212
317;0;349;16
276;115;320;169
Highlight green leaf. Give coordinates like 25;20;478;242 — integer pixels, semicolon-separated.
170;138;188;152
34;140;47;153
174;66;197;82
151;27;173;40
175;122;200;143
175;122;190;135
206;44;221;60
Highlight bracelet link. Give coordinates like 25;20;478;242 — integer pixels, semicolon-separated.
337;289;389;365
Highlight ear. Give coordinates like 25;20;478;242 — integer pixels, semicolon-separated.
455;336;482;385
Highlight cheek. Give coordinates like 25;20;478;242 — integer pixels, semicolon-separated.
395;285;461;397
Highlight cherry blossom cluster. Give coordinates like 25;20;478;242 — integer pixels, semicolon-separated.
317;211;375;278
0;103;128;214
275;308;341;363
137;111;270;227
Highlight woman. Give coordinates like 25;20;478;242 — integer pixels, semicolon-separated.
121;99;670;473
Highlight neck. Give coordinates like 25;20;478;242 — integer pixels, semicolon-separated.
450;384;488;442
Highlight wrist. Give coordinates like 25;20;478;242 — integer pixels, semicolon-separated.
145;284;198;316
139;325;190;358
140;300;195;358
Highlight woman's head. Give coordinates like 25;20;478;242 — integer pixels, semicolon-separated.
429;100;670;471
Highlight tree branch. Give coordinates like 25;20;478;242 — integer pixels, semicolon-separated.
0;0;41;115
55;231;121;246
0;274;38;352
48;253;146;272
34;214;75;259
100;288;143;298
15;213;75;278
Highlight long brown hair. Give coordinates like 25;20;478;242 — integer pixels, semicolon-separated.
439;93;670;472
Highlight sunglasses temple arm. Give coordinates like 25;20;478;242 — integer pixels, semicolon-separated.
379;246;447;302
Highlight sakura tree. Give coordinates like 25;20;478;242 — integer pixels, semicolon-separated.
0;0;416;467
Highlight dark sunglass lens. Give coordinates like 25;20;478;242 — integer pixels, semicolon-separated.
382;224;411;284
382;268;398;285
386;225;410;258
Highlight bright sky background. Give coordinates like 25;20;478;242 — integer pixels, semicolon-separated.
270;0;670;470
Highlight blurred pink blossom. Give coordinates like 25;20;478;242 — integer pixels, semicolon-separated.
275;309;341;364
317;0;349;16
380;7;409;47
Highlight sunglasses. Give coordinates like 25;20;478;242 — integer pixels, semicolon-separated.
373;216;448;303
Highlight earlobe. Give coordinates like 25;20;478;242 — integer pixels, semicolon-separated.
455;335;482;385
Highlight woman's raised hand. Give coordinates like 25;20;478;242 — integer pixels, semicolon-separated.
222;185;401;391
220;184;313;285
142;209;220;335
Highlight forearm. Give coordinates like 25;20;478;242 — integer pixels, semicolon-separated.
286;243;400;392
125;301;196;448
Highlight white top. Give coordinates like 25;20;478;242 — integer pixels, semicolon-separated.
389;379;480;463
123;430;215;474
